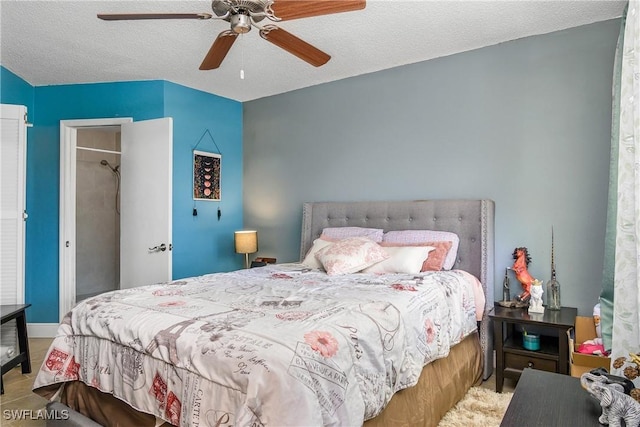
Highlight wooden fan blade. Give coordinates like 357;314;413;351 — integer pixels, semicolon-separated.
270;0;365;21
200;31;239;70
260;26;330;67
97;13;212;21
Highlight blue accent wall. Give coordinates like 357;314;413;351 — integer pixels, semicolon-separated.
1;75;243;323
34;81;165;125
163;81;243;277
1;67;34;111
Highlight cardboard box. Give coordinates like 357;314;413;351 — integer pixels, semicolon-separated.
568;316;611;378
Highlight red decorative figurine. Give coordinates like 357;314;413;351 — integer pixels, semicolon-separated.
512;247;535;303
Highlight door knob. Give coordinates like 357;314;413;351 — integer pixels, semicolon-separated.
149;243;167;252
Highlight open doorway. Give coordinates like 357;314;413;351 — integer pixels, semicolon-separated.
75;128;121;301
59;118;131;320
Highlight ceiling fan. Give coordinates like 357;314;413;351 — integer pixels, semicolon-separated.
98;0;366;70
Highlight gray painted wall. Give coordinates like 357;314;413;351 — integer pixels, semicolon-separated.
243;19;621;316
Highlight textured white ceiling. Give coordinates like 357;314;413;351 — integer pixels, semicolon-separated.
0;0;626;102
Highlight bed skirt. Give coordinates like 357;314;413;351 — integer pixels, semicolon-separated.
38;333;482;427
363;332;483;427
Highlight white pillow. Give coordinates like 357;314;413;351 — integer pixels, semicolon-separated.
315;237;389;275
362;246;435;274
301;238;334;269
382;230;460;270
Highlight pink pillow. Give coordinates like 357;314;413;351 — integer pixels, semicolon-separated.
381;241;453;272
457;270;486;321
320;227;384;242
315;237;389;275
421;241;453;271
382;230;459;270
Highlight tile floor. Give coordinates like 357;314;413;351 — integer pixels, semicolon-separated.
1;338;516;426
1;339;53;426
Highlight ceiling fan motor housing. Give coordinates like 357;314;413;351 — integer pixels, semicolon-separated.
231;13;252;33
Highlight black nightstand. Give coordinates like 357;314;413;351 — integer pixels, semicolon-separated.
250;257;276;268
1;304;32;394
489;304;577;392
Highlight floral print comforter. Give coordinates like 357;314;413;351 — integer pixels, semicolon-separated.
33;264;479;426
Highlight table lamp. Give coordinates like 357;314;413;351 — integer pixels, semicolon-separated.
235;230;258;269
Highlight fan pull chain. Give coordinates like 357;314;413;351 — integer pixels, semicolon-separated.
240;33;245;80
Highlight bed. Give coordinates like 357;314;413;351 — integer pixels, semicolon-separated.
34;199;495;427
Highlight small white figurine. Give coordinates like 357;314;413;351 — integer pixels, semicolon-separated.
528;279;545;314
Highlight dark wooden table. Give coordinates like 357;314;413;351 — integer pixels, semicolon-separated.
1;304;32;394
490;304;577;392
501;368;602;426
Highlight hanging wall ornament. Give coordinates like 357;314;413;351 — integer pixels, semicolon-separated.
193;150;221;201
193;129;222;202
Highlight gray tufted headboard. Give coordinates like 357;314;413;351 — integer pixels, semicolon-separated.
300;199;495;380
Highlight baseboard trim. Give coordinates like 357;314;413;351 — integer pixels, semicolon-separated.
28;323;58;338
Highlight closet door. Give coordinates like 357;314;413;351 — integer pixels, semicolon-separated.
0;104;27;360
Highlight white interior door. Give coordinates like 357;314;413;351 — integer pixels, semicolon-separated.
1;104;27;357
0;104;26;304
120;118;173;288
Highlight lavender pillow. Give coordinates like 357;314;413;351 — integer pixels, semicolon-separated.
382;230;459;270
320;227;384;242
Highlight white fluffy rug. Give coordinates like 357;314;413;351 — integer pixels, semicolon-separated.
438;387;513;427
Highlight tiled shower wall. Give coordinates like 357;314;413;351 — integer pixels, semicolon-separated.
76;129;120;300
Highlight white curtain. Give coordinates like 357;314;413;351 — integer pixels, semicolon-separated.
611;1;640;378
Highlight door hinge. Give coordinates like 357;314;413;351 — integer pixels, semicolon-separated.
23;210;28;221
24;112;33;127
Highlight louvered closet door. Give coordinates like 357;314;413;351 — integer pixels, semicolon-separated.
0;104;27;364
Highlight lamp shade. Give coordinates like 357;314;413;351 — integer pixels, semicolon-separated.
234;230;258;254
